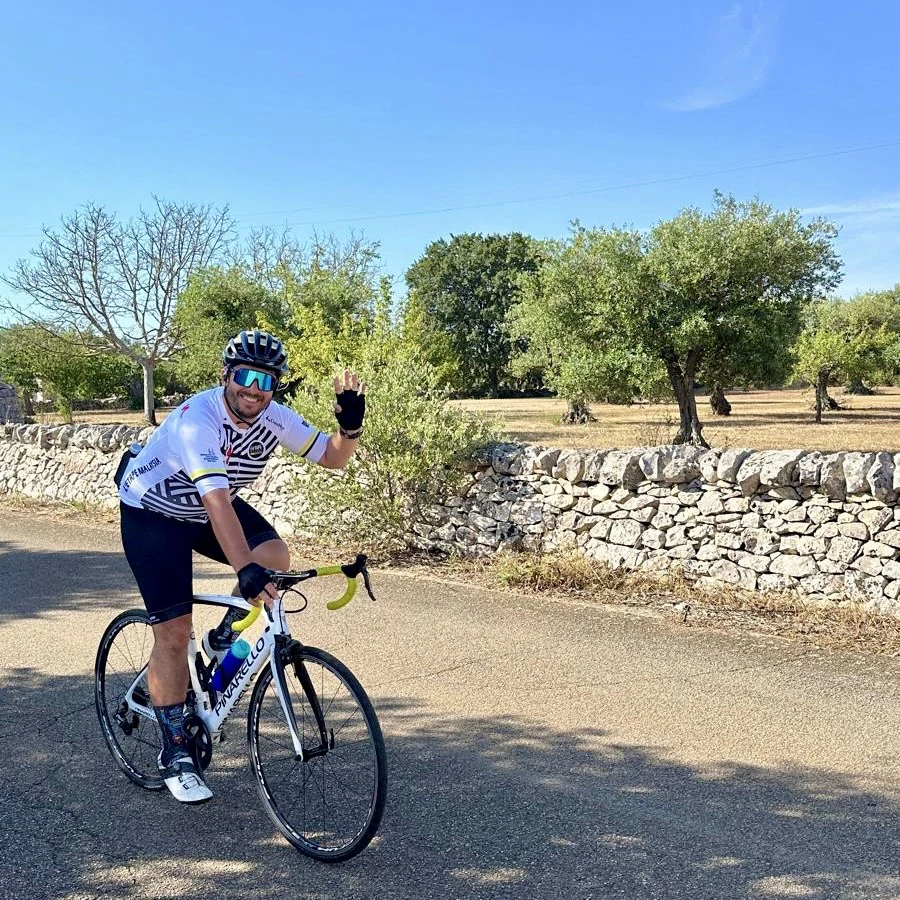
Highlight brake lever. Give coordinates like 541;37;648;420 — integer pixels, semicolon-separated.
361;566;378;602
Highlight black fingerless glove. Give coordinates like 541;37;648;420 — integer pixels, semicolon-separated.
335;389;366;432
237;562;273;601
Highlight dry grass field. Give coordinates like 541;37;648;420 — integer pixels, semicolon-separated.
36;387;900;453
453;387;900;453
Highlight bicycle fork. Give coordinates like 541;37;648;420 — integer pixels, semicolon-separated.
271;637;331;762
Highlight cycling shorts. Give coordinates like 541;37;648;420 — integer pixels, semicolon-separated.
120;497;280;625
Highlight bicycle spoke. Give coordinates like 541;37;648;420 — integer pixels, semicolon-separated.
249;647;385;859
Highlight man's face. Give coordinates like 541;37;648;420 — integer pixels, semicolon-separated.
223;365;276;421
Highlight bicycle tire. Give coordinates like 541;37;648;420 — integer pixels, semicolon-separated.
247;645;387;862
94;608;164;790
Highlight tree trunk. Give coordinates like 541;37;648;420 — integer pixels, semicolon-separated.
560;399;595;424
845;378;874;396
141;359;157;425
815;369;825;423
709;384;732;416
814;367;839;423
665;353;708;447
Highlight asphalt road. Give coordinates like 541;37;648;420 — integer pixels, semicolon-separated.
1;509;899;900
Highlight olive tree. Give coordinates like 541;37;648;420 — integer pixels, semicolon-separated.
2;199;234;423
513;194;841;445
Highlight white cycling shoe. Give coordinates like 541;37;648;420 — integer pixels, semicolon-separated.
157;750;213;804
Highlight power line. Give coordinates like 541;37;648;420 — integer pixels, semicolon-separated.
262;139;900;227
2;138;899;239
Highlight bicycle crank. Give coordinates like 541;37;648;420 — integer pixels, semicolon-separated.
183;715;213;771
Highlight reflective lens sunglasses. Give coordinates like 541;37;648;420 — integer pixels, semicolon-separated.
231;367;277;392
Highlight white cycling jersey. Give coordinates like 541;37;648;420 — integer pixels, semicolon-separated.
118;387;327;522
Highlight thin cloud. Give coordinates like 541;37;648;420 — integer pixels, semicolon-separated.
804;195;900;295
665;3;776;112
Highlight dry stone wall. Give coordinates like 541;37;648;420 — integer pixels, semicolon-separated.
0;423;309;537
3;424;900;614
411;443;900;615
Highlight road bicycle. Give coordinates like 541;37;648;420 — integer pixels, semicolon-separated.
94;554;387;862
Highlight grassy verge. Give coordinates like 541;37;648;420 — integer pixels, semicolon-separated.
385;548;900;659
4;495;899;658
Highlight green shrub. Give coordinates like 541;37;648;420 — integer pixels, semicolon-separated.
290;310;499;550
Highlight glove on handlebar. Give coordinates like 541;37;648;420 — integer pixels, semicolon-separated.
334;389;365;431
237;562;274;601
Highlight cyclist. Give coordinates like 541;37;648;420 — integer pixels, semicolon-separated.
117;329;366;804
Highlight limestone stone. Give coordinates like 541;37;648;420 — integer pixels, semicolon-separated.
696;543;721;561
552;450;585;483
714;531;743;550
544;493;577;511
827;536;863;564
599;449;646;489
843;452;876;496
769;555;817;577
640;528;666;550
608;519;645;547
798;451;823;486
650;512;676;530
837;522;869;541
867;452;896;503
580;450;607;482
851;556;884;577
716;449;753;483
639;445;704;484
698;449;722;483
697;492;725;516
759;574;793;593
587;484;612;502
530;448;561;475
859;507;893;534
819;453;847;500
729;551;771;573
708;560;742;584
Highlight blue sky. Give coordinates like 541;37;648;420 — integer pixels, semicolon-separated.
1;0;898;301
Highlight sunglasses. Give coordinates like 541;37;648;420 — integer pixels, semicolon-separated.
231;367;278;392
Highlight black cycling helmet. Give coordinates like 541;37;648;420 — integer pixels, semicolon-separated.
222;329;289;375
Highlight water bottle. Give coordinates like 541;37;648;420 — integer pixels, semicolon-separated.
210;639;251;692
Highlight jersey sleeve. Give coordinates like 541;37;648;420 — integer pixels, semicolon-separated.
276;405;329;464
172;403;230;496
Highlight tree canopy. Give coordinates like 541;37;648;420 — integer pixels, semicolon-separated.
512;194;842;445
0;324;135;422
2;198;234;423
405;232;545;396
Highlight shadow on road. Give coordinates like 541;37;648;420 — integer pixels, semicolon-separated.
0;539;240;622
2;666;897;900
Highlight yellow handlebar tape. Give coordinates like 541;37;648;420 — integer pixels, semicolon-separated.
327;577;358;611
232;603;262;633
229;568;359;626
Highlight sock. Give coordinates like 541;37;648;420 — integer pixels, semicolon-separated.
215;605;244;639
154;701;187;764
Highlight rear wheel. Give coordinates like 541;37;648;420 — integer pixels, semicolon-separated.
95;609;164;790
247;646;387;862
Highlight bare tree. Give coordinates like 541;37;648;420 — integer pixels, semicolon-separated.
2;198;235;423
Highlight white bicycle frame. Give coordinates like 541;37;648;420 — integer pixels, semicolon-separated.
125;591;308;758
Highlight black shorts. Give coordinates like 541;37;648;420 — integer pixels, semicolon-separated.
120;497;280;625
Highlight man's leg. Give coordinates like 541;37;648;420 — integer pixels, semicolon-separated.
148;614;192;706
120;503;212;803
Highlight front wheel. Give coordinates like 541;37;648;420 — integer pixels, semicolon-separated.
247;646;387;862
95;609;164;790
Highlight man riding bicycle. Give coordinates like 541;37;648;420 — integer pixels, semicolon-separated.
117;329;366;804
